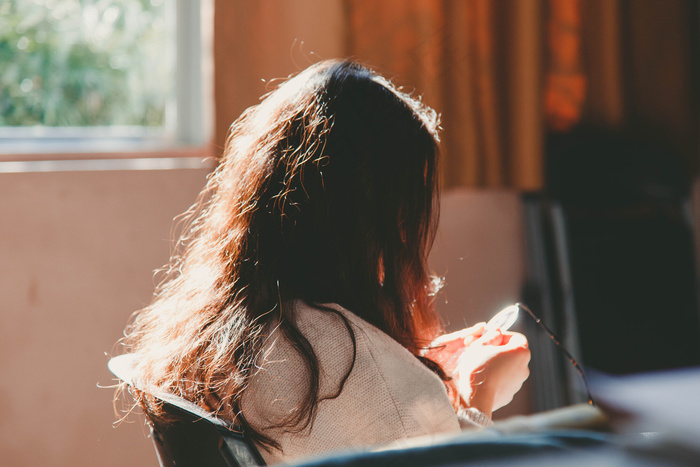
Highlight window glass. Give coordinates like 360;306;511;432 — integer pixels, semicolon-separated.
0;0;174;134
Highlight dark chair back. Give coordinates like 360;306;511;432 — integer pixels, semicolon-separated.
108;354;266;467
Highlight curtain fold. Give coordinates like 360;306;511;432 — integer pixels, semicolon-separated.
345;0;555;191
213;0;697;189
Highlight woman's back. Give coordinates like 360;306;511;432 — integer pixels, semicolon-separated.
241;301;460;464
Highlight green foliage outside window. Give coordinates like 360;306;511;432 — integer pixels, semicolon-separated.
0;0;172;127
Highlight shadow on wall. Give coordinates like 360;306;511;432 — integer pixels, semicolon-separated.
545;126;700;375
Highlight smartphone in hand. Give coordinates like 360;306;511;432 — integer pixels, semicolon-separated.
485;305;520;332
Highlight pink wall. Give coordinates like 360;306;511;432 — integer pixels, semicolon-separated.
0;168;209;466
428;189;531;419
429;189;526;329
0;166;530;465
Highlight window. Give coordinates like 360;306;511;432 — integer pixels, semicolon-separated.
0;0;210;157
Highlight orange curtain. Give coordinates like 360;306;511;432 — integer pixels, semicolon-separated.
213;0;592;191
345;0;552;191
545;0;587;131
214;1;697;187
213;0;347;156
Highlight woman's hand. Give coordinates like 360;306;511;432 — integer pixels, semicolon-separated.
453;329;530;417
423;322;487;375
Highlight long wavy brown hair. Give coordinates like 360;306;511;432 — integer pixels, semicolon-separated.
121;59;451;450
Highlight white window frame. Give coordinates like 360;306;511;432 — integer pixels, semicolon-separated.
0;0;214;171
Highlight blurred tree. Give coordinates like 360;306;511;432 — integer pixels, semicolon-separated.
0;0;172;127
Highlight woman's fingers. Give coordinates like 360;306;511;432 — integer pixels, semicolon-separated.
431;322;486;346
472;329;529;348
423;322;489;374
462;323;487;346
501;331;528;349
424;324;529;382
473;328;504;346
452;331;531;414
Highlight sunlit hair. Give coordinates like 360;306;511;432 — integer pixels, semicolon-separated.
121;59;449;450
